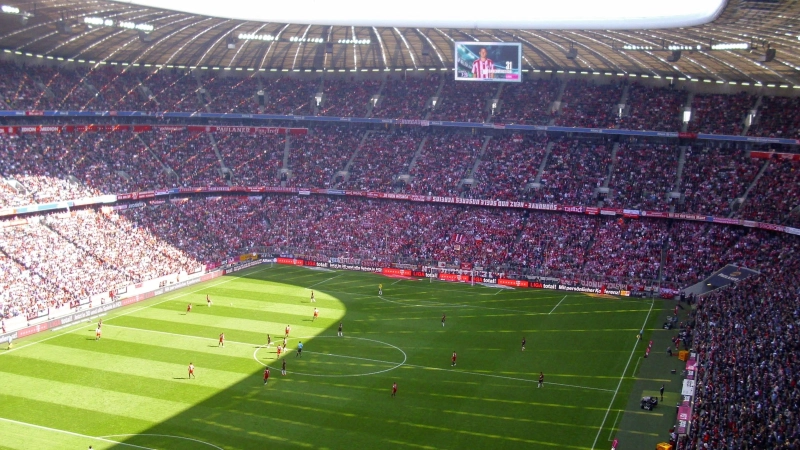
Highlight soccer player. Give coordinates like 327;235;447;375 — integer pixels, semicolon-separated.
310;290;315;303
263;367;270;385
378;283;383;296
472;47;494;79
276;345;282;358
441;313;446;327
95;325;102;340
219;332;225;347
296;341;303;357
312;308;319;322
207;295;212;307
188;362;195;379
538;372;544;388
521;337;526;351
391;382;397;397
285;325;291;337
282;337;287;349
338;322;343;337
6;335;12;350
451;351;457;367
281;359;287;376
187;303;192;314
267;333;272;346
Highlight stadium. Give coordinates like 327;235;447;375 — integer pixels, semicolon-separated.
0;0;798;448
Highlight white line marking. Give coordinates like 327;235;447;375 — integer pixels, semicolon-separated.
608;409;622;440
494;289;504;296
103;325;612;393
100;433;223;449
391;279;403;285
307;274;342;289
549;295;568;314
253;335;407;377
591;298;655;450
0;417;155;449
0;265;270;357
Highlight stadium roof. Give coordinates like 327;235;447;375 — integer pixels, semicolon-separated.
0;0;799;85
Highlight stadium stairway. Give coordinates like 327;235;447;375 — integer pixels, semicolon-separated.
728;157;771;217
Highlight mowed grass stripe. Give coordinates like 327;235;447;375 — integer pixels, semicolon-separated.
109;313;335;345
39;333;257;376
123;303;344;331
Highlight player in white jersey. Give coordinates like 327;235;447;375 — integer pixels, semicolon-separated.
472;47;494;79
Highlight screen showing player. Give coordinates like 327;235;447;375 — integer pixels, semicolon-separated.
455;42;522;82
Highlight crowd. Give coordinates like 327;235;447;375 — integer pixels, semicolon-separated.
677;231;800;449
749;95;800;139
406;132;483;196
200;74;261;114
606;141;680;211
466;135;548;200
261;77;318;115
528;138;610;206
687;92;755;135
141;131;225;187
287;126;364;187
678;146;762;216
491;78;560;125
2;127;798;227
319;79;381;117
372;75;439;119
345;131;422;190
214;132;284;186
737;157;800;226
428;78;496;123
617;83;686;131
554;79;623;128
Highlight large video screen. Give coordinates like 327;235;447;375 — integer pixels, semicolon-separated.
455;42;522;82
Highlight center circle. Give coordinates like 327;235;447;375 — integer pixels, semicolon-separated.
253;335;407;377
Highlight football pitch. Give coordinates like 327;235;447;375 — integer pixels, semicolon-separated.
0;264;662;450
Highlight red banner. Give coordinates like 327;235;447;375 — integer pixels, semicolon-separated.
498;278;529;288
382;267;412;276
751;151;800;161
277;257;304;266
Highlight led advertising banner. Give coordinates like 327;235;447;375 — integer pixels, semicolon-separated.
455;42;522;82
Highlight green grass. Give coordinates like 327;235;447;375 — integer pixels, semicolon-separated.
0;264;663;449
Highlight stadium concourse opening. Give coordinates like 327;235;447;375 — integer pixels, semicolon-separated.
682;264;760;296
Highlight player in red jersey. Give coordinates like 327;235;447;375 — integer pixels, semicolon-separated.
312;308;319;322
391;382;397;397
276;345;282;358
188;363;195;379
285;325;291;337
472;47;494;79
263;367;270;385
451;351;457;367
187;303;192;314
538;372;544;388
95;325;102;340
218;332;225;347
